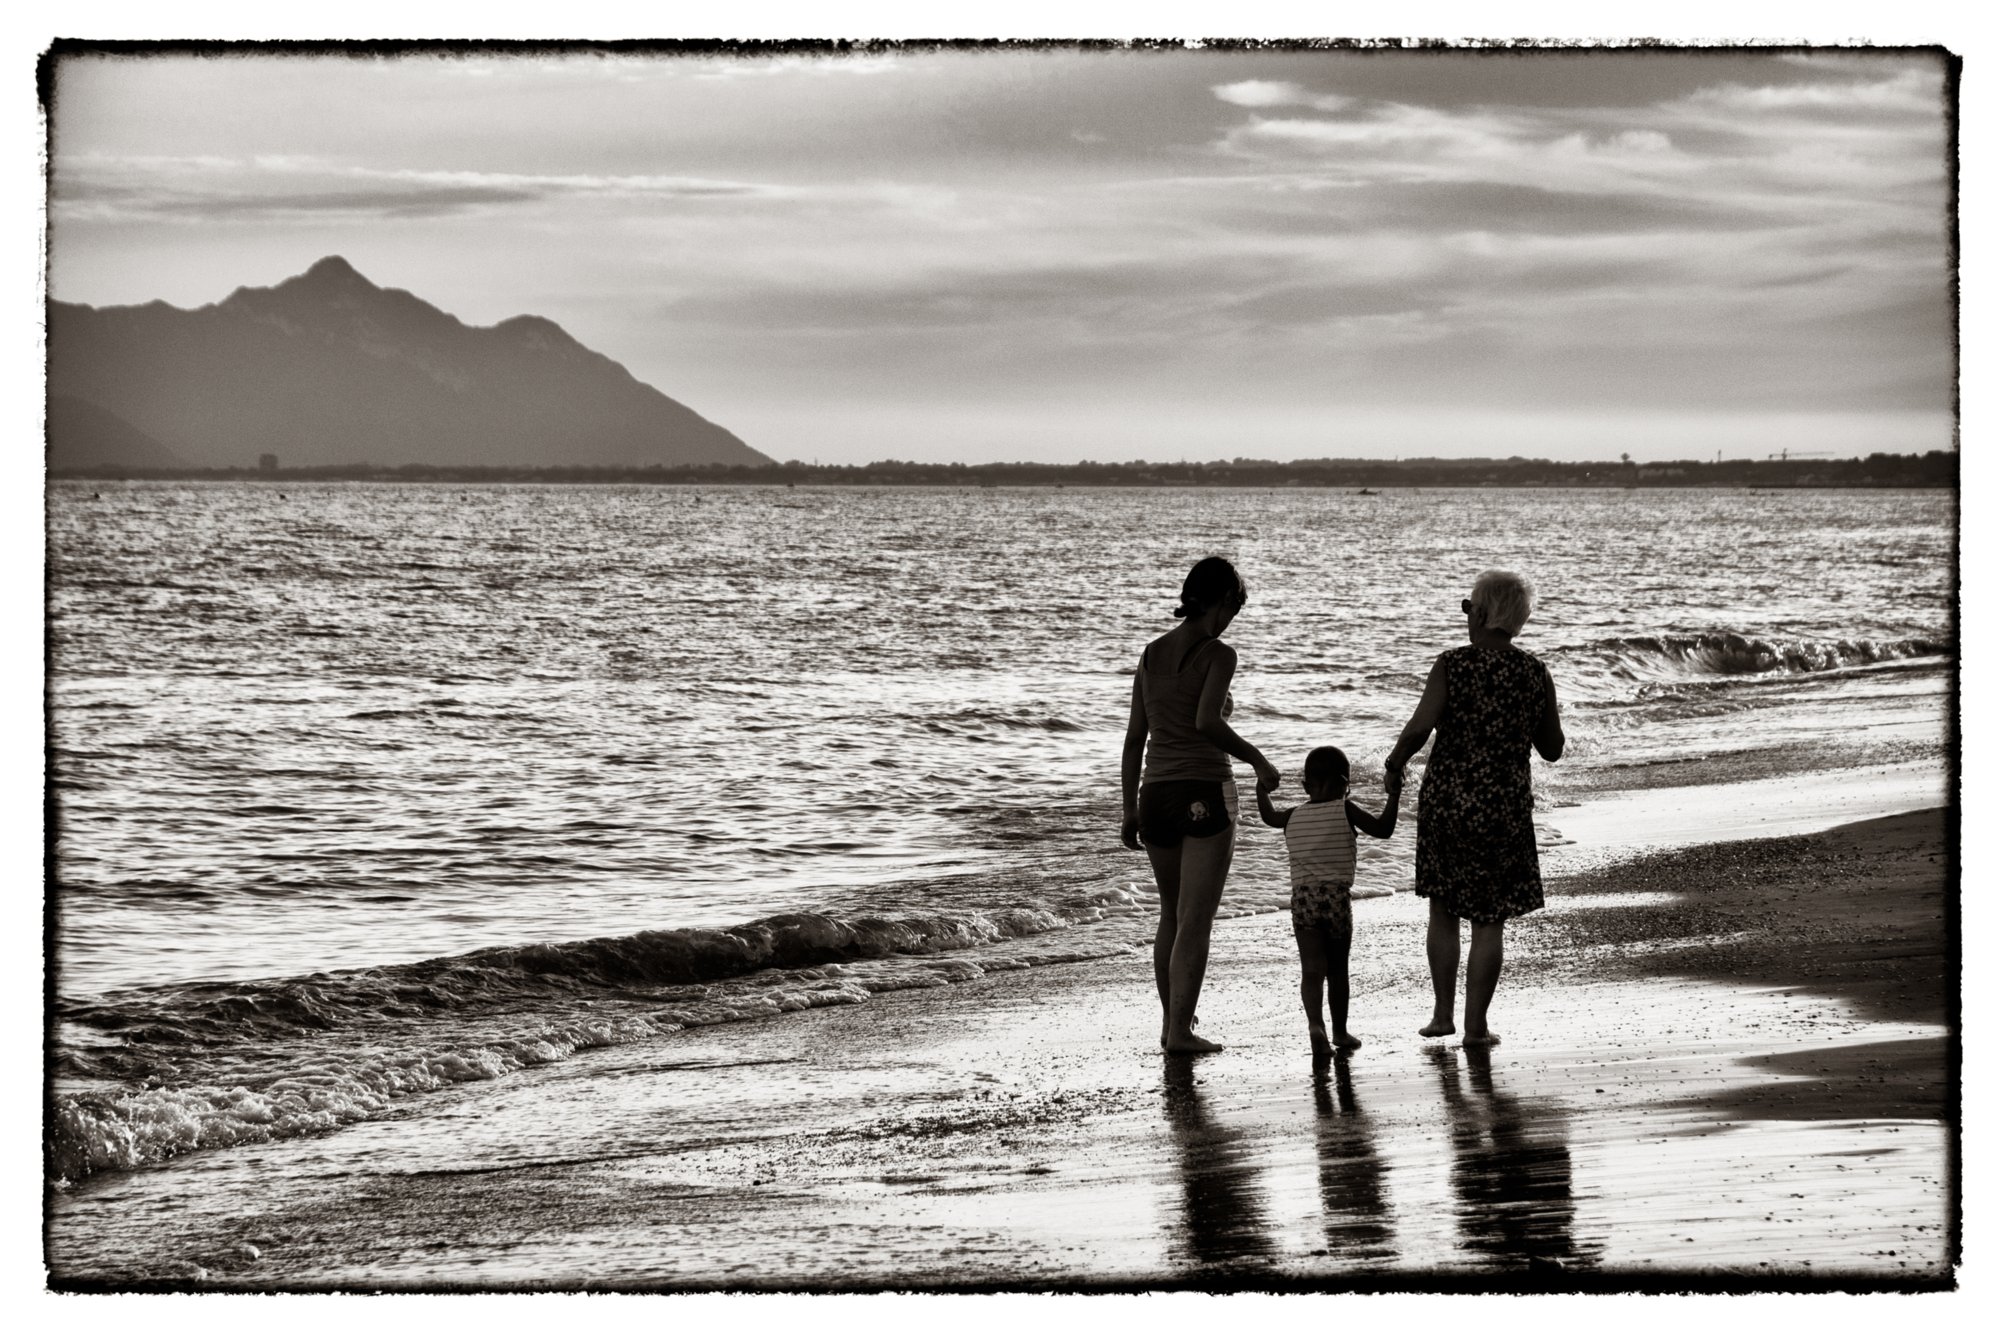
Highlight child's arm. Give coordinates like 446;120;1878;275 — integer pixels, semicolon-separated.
1346;768;1404;839
1254;782;1293;830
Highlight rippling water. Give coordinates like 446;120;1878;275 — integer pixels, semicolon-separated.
45;481;1952;1179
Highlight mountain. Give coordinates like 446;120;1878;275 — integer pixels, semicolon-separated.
47;256;771;470
46;394;185;470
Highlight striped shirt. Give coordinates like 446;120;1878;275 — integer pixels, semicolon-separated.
1285;799;1357;895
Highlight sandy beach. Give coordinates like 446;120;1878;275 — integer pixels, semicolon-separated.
47;803;1953;1290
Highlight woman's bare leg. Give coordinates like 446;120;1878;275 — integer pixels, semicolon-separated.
1420;898;1459;1037
1462;920;1505;1045
1164;828;1233;1053
1145;843;1183;1046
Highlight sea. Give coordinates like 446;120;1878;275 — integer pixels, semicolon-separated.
44;481;1954;1183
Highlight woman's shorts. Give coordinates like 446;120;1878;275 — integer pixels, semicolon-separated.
1138;779;1236;848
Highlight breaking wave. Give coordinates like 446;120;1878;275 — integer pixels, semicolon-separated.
48;892;1144;1185
1556;632;1947;690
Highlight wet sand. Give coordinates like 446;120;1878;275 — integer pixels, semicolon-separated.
47;806;1954;1290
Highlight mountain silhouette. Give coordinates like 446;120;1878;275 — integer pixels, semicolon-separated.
47;256;771;470
46;394;185;470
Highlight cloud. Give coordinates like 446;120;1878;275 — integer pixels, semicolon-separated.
1686;65;1940;117
51;155;799;224
1203;60;1947;256
1213;80;1351;112
48;51;1953;435
57;180;545;221
690;54;906;81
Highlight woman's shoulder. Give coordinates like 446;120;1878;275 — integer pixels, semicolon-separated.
1140;629;1231;671
1497;645;1552;690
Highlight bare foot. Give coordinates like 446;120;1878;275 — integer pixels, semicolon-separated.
1419;1017;1456;1038
1308;1026;1332;1056
1462;1030;1502;1047
1332;1030;1362;1051
1161;1013;1202;1048
1164;1031;1224;1054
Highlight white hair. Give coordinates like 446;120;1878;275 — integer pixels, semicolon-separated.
1470;569;1535;637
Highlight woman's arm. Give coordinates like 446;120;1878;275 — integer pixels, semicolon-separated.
1121;671;1148;849
1533;664;1565;762
1385;654;1449;773
1193;644;1282;790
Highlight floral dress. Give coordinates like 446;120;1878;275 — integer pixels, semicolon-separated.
1415;645;1551;923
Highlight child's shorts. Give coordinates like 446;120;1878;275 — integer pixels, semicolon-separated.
1291;883;1354;944
1138;778;1236;848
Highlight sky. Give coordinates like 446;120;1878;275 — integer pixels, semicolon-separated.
45;43;1958;465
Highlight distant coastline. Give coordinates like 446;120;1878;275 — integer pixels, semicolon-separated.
47;451;1958;489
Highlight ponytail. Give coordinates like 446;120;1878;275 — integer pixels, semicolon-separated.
1174;556;1246;618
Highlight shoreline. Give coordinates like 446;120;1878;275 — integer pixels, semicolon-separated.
47;473;1957;492
47;805;1955;1290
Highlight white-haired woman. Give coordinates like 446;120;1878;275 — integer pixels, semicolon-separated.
1384;570;1564;1046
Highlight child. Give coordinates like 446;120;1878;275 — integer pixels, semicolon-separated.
1256;746;1402;1055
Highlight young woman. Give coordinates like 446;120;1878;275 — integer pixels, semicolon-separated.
1121;557;1282;1054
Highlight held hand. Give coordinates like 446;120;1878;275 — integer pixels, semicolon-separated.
1121;810;1143;851
1255;760;1282;793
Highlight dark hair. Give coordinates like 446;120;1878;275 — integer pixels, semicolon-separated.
1303;746;1349;784
1173;556;1247;619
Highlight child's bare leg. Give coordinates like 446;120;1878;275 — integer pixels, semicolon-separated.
1420;898;1459;1037
1294;925;1331;1054
1462;920;1505;1046
1328;917;1361;1049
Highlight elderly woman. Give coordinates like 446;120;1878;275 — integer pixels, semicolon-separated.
1122;556;1283;1054
1384;570;1564;1047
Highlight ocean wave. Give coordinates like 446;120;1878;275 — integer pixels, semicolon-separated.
48;892;1143;1184
1555;632;1947;684
923;707;1087;734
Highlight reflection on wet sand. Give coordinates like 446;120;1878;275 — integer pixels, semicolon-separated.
1311;1053;1396;1263
1160;1057;1276;1269
1431;1044;1600;1271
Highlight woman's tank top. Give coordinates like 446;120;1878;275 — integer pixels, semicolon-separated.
1140;635;1232;784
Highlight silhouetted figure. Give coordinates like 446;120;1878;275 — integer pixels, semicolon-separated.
1386;570;1565;1045
1257;746;1403;1054
1429;1045;1595;1271
1160;1056;1277;1271
1310;1055;1397;1265
1121;557;1281;1054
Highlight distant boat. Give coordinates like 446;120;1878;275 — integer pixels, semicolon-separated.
1355;487;1378;495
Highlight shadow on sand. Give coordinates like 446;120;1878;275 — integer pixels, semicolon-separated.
1160;1056;1276;1269
1309;1051;1396;1264
1429;1043;1600;1273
